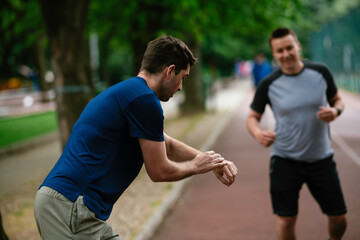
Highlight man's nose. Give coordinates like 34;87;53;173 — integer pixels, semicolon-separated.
178;81;183;91
283;50;290;58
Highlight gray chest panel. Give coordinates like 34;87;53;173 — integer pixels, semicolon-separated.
268;68;333;161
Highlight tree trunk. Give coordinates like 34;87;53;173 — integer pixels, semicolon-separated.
129;2;166;76
181;39;205;115
0;211;8;240
131;38;147;75
38;0;94;148
0;42;13;79
34;34;50;102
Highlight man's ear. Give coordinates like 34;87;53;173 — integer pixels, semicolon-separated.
166;64;176;79
297;40;302;52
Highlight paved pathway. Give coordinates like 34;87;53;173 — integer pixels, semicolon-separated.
0;140;61;195
152;90;360;240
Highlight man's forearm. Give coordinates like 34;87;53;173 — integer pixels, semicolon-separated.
330;93;345;114
164;133;201;162
247;116;261;140
333;99;344;116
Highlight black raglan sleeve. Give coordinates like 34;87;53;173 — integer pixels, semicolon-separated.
305;62;338;105
250;70;280;114
322;65;338;105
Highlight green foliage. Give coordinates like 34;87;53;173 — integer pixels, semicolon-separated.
300;0;360;27
1;0;358;88
200;0;303;77
0;111;58;148
288;0;360;58
0;0;44;78
310;5;360;94
88;0;305;82
107;46;133;84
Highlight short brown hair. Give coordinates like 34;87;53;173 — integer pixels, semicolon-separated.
269;27;298;48
140;36;197;75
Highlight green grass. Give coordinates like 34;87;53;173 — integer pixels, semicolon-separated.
0;111;58;148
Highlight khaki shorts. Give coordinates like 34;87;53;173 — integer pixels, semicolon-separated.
34;186;120;240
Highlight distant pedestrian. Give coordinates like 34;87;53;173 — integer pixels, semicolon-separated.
34;36;237;240
246;27;347;240
251;53;272;88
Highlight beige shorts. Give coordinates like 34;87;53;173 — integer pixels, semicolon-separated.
34;186;120;240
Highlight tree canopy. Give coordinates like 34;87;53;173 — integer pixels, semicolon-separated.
1;0;358;81
0;0;43;79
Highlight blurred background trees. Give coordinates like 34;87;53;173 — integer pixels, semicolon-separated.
38;0;94;146
0;0;359;147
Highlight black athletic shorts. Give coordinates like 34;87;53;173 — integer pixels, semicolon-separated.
270;155;347;217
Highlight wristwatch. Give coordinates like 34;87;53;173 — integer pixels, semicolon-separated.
336;108;342;116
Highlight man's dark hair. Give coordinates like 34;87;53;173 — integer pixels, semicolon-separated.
140;36;197;75
269;27;298;48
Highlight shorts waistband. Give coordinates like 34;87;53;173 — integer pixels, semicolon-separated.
272;154;333;164
38;186;71;202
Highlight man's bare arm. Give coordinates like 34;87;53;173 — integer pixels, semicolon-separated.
164;133;237;185
246;109;276;147
317;93;345;122
164;133;200;162
139;138;226;182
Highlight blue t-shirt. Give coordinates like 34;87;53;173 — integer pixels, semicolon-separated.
41;76;164;220
252;60;273;87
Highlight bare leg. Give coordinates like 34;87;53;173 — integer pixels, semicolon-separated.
277;216;297;240
328;214;347;240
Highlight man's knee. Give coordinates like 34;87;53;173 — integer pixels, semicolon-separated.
329;214;347;227
276;216;297;240
277;216;297;229
328;214;347;239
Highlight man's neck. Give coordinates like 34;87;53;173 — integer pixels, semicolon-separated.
282;61;304;75
137;71;160;93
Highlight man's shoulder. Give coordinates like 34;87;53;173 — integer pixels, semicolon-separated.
110;77;154;99
303;61;330;73
92;76;158;112
303;60;334;82
114;76;147;91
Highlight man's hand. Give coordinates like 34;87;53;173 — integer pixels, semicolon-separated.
213;160;238;187
247;109;275;148
255;130;276;147
192;151;226;174
317;106;338;122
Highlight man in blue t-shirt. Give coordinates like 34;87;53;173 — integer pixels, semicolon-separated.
34;36;238;239
247;28;347;240
251;53;272;88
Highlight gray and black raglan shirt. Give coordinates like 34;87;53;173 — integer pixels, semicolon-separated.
250;62;338;162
